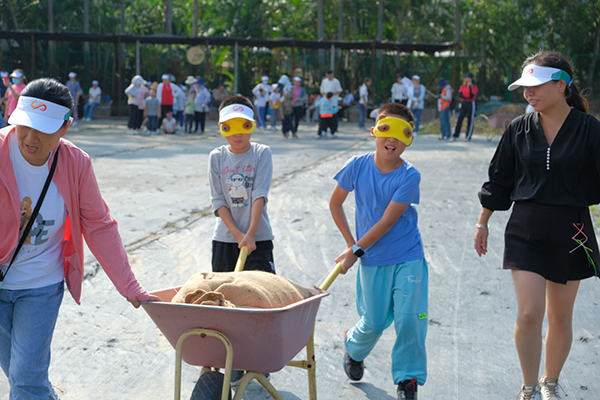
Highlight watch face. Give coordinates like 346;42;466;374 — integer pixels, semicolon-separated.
353;247;365;257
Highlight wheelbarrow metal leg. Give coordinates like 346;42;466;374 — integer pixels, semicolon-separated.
306;330;317;400
233;372;284;400
175;328;234;400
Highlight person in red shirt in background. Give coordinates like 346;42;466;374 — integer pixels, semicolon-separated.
452;72;478;141
156;74;181;128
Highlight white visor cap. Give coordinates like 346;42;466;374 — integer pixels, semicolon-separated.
9;96;72;134
219;104;255;123
508;64;572;91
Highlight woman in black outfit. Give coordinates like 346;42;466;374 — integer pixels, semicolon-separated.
474;51;600;400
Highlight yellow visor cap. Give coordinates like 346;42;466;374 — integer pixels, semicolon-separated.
372;117;414;147
219;118;256;137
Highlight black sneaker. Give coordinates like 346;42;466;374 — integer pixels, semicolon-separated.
397;378;418;400
343;351;364;381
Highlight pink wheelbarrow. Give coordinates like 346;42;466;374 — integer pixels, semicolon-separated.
141;248;341;400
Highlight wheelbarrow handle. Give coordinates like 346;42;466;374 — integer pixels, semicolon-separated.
318;262;342;291
234;246;249;273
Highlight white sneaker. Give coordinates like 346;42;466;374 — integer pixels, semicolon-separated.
517;384;540;400
539;377;562;400
332;132;339;138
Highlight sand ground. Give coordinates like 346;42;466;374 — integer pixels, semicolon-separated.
1;118;598;400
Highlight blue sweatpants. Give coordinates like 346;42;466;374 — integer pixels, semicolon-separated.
345;258;428;385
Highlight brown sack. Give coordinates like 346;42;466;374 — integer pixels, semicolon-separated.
171;271;313;308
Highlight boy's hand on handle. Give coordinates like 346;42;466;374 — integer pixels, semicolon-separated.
239;234;257;255
474;226;488;257
335;247;358;274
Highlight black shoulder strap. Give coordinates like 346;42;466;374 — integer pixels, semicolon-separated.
0;145;60;283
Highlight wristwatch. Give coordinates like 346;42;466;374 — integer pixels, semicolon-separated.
351;244;365;258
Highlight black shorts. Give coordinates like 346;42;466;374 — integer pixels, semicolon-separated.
212;240;275;274
504;202;600;284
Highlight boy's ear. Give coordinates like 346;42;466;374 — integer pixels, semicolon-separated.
409;120;415;128
370;127;376;137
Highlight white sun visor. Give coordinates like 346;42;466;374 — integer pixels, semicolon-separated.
508;64;572;91
219;104;255;123
8;96;72;134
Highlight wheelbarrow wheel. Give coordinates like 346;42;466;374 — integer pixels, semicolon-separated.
190;371;232;400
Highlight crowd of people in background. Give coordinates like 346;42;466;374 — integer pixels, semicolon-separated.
0;67;482;141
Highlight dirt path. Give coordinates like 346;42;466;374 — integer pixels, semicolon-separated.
1;120;598;400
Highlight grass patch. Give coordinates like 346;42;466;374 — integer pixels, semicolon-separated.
418;115;504;139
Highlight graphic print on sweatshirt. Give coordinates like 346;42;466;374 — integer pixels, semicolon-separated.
20;195;57;248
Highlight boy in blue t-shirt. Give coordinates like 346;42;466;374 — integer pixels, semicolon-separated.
330;102;427;400
316;91;339;138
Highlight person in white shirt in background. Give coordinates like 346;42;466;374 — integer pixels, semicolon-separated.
358;77;371;129
407;75;426;135
173;84;187;129
254;88;269;129
269;84;282;131
252;76;273;127
192;78;211;134
320;70;343;105
320;70;343;135
83;80;101;121
391;74;409;105
340;89;354;122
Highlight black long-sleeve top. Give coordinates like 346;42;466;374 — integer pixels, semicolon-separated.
479;109;600;211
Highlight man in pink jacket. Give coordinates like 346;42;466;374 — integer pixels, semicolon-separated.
0;78;159;399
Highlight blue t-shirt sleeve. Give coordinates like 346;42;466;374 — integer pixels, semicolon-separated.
392;167;420;205
333;156;357;192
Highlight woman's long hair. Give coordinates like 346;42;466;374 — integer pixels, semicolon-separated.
523;51;588;113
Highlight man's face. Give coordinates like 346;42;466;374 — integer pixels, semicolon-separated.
327;73;334;81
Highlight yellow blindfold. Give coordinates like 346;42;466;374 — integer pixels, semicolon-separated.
371;117;414;147
219;118;256;137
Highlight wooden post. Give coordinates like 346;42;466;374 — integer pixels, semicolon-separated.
193;0;199;37
330;43;335;72
234;41;239;94
205;39;210;77
136;40;140;76
84;0;90;91
117;36;123;118
371;42;377;104
30;32;35;78
291;43;296;77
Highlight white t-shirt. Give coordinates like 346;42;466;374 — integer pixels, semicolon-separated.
320;78;343;103
269;92;282;109
359;84;369;105
391;82;408;101
2;134;66;289
88;86;102;104
254;93;269;108
163;118;178;131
